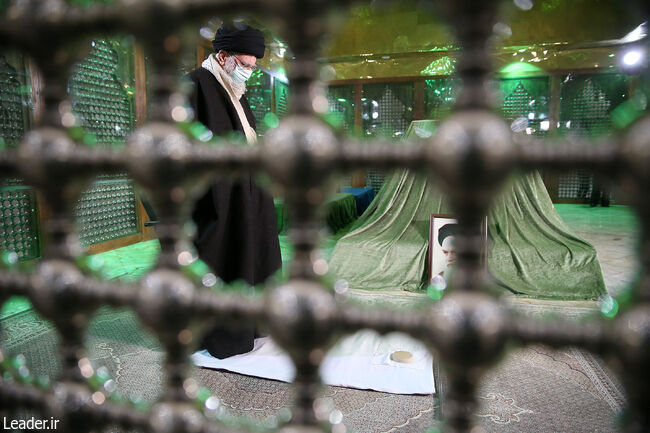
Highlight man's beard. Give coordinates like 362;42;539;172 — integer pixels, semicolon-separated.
223;56;247;97
442;265;453;282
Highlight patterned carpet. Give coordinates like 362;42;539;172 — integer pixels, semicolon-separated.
1;304;625;433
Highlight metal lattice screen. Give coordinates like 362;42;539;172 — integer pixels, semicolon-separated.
69;39;139;246
557;73;628;200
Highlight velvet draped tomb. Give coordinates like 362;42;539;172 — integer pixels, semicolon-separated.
328;120;606;300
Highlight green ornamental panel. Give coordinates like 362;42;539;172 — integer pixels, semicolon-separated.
0;54;29;149
74;180;138;246
424;78;459;121
68;39;133;147
0;186;40;261
326;84;355;188
362;82;414;139
0;52;40;261
559;73;628;137
362;82;414;194
424;77;550;129
274;80;289;119
499;77;550;136
69;39;140;246
325;84;354;133
557;73;628;199
246;69;273;136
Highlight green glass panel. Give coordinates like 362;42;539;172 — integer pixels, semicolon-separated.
325;84;354;132
246;69;272;135
0;54;30;149
69;39;139;245
361;82;414;194
557;73;628;199
325;84;355;188
0;53;40;261
499;77;550;136
0;186;40;261
362;82;414;139
424;78;459;121
559;73;628;137
424;77;550;129
68;39;134;148
75;178;139;246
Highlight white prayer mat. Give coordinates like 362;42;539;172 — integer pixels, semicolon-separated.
191;330;435;395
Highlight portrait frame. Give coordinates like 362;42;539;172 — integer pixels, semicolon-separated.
428;214;488;286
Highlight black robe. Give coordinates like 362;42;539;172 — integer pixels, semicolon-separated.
186;67;282;358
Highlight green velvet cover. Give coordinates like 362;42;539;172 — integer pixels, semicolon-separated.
274;198;288;233
274;193;358;234
324;193;358;233
328;120;606;299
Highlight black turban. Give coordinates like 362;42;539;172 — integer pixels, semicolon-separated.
438;224;458;246
212;23;266;59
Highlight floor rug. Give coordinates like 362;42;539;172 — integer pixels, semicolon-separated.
1;306;625;432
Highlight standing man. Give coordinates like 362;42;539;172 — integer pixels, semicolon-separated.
187;23;282;358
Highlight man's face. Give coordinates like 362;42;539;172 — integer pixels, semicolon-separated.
219;51;257;74
233;53;257;71
441;236;456;267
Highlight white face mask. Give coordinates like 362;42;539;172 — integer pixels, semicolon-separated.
229;63;253;85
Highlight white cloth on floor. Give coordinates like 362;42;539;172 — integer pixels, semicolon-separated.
191;330;435;395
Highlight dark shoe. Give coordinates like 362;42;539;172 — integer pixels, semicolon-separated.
201;323;255;359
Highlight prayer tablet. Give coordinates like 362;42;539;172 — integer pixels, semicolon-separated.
390;350;414;363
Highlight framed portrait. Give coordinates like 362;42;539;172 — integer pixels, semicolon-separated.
428;214;488;289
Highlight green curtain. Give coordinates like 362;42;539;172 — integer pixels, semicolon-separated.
328;120;606;300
